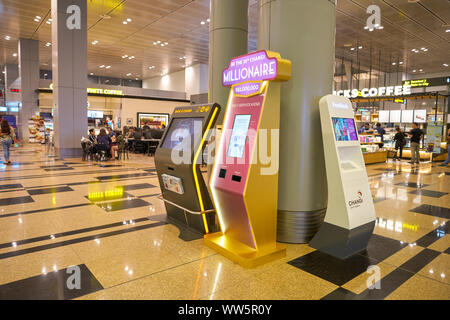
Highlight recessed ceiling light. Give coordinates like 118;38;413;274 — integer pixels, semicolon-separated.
128;56;135;59
201;21;206;25
89;73;94;75
377;26;384;29
34;18;40;22
12;53;17;57
5;36;10;40
105;65;111;69
446;29;450;33
392;62;396;65
126;73;132;76
99;65;105;68
358;46;363;49
207;19;210;22
419;69;423;72
135;78;139;80
350;47;355;51
123;21;127;24
91;40;98;45
122;55;128;58
36;16;41;19
399;61;403;65
412;69;416;72
164;42;168;45
443;64;449;67
160;44;165;47
126;18;132;22
157;41;161;44
153;42;157;45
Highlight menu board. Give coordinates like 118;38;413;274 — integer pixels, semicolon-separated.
379;110;390;123
227;114;252;158
332;117;358;141
413;110;427;123
390;110;401;123
425;122;443;154
401;110;414;123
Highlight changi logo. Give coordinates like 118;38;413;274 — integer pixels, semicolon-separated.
348;190;363;208
66;5;81;30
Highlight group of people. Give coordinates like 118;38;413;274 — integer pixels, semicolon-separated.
123;124;165;153
86;127;124;160
359;121;450;166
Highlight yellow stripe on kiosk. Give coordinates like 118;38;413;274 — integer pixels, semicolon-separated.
205;51;291;268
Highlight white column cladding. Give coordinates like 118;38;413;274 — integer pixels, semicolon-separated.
51;0;88;158
18;39;40;142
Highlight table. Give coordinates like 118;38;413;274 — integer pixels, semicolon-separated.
126;138;160;156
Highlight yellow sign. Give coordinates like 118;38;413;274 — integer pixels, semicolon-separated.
49;83;123;96
174;108;193;113
403;79;429;87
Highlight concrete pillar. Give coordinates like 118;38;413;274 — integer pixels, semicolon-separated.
208;0;249;123
258;0;336;243
51;0;88;158
4;64;19;89
18;39;40;142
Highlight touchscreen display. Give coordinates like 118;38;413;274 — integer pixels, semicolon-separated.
227;114;251;158
332;117;358;141
161;117;202;149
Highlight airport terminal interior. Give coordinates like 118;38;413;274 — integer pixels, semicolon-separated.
0;0;449;301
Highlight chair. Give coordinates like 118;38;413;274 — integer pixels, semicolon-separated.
81;142;94;161
118;141;129;160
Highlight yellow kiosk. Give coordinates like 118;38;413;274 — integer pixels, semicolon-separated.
204;50;291;268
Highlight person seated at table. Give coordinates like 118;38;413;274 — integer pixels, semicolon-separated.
107;127;118;159
144;127;153;139
95;128;112;160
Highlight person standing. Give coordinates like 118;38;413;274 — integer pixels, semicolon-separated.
0;119;16;165
375;123;386;148
358;123;370;134
408;123;424;164
439;128;450;167
393;126;406;160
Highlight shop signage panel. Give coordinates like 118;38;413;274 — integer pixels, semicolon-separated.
413;110;427;123
390;110;401;123
401;110;413;123
379;110;390;123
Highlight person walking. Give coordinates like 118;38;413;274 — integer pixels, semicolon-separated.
393;126;406;160
0;119;16;165
439;128;450;167
408;123;424;165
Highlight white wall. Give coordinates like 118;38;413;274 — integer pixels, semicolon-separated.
143;69;186;92
143;63;209;99
120;98;190;127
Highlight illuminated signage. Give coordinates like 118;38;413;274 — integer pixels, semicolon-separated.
49;83;123;96
10;88;21;93
402;77;449;88
333;85;411;98
9;107;19;112
0;107;7;112
394;98;405;104
87;110;104;118
222;50;278;87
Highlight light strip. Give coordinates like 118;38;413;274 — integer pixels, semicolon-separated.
193;106;219;234
210;88;235;234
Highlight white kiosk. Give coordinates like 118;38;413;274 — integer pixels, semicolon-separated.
309;94;376;259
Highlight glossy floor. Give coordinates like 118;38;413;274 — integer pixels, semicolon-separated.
0;145;448;300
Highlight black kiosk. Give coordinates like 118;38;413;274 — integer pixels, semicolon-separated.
155;103;220;235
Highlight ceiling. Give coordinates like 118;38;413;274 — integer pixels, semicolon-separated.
0;0;449;81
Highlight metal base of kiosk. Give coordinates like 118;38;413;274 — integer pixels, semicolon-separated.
309;221;375;259
204;233;286;269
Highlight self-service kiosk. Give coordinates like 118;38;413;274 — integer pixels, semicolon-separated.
309;94;376;259
204;50;291;268
155;104;221;235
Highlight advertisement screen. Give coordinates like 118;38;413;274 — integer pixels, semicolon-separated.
332;117;358;141
414;110;427;123
401;110;414;123
138;113;169;128
161;117;202;150
227;114;252;158
88;110;104;119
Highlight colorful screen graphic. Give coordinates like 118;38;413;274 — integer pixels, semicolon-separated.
161;117;202;150
332;117;358;141
227;114;251;158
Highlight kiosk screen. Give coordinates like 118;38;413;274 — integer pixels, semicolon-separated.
332;117;358;141
227;114;251;158
161;117;203;149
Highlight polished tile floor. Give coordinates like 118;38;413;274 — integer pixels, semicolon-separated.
0;144;448;300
